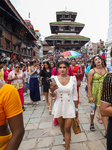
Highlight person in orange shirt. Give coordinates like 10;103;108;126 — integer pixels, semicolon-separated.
0;81;24;150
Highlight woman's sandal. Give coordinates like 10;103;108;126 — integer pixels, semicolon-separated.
62;138;65;147
49;109;52;115
90;124;95;132
34;102;39;105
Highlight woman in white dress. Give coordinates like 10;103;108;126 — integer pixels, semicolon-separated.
50;61;78;150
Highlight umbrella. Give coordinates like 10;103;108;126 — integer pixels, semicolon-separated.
61;51;82;58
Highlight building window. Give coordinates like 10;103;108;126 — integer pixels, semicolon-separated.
65;26;69;31
13;45;16;51
5;39;10;49
18;45;20;53
24;48;26;54
65;41;71;44
33;51;35;56
57;40;61;44
59;26;63;31
65;15;69;18
28;50;30;55
5;22;11;30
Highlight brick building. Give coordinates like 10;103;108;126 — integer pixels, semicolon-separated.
43;41;52;56
0;0;39;59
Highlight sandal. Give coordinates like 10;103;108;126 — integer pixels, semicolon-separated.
33;102;38;105
90;124;95;132
49;109;52;115
62;138;65;147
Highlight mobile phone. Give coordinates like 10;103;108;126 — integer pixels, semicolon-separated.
49;77;56;85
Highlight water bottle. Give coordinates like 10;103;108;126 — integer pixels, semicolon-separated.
90;103;95;115
77;69;79;73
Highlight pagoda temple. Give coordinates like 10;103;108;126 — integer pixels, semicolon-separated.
45;11;90;51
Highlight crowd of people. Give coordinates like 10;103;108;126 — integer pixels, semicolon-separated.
0;48;112;150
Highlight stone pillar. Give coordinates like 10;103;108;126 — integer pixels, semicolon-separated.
106;40;112;66
107;0;112;66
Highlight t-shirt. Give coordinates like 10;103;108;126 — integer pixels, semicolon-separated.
4;71;9;83
86;66;91;73
24;70;30;83
72;65;81;81
0;84;23;126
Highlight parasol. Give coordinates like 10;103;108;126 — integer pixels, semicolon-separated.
61;51;82;58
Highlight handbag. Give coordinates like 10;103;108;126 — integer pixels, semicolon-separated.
72;117;81;134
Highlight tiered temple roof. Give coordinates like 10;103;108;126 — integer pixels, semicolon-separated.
45;11;90;51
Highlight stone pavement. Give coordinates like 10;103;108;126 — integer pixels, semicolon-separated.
19;81;107;150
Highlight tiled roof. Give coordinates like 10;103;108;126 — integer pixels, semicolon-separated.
56;11;77;14
4;0;37;40
50;22;84;26
46;35;90;40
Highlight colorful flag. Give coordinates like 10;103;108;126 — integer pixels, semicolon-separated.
101;52;106;61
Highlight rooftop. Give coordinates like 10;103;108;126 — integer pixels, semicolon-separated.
4;0;38;40
56;11;77;14
46;35;90;40
50;22;84;26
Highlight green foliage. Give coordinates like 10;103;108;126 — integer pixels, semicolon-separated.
46;36;89;39
51;22;84;25
97;46;105;54
56;11;77;14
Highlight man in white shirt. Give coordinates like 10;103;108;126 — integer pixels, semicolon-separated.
24;66;30;95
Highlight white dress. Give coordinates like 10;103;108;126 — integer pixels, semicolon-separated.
52;76;78;118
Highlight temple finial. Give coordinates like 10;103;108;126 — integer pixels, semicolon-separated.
65;6;67;12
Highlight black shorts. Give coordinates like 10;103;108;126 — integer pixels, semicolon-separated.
43;84;50;93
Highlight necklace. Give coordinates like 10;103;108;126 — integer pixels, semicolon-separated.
59;75;69;79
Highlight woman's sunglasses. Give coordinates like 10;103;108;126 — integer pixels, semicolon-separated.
15;66;20;68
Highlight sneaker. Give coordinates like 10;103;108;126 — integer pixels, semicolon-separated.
42;96;45;101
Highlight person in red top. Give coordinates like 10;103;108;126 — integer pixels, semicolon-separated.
3;64;10;84
71;58;82;103
80;61;85;81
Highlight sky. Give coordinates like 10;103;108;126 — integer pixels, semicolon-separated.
10;0;109;43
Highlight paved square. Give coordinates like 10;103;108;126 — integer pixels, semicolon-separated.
19;82;107;150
